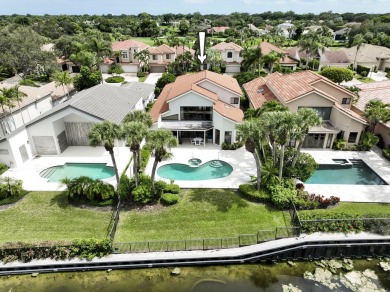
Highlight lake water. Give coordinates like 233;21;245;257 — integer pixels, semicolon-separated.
1;260;389;291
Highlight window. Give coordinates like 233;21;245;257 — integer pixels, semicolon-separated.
227;52;233;58
203;64;207;70
337;130;344;140
239;51;242;57
342;98;351;105
348;132;358;143
299;107;332;120
230;97;239;104
326;134;334;148
166;54;171;59
152;55;157;60
224;131;232;144
121;52;128;59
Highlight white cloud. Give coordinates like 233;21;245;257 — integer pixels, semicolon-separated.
184;0;213;3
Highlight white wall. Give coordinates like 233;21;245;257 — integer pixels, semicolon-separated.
197;80;241;107
330;107;366;145
0;129;33;168
213;111;238;144
286;92;334;113
220;50;243;63
0;139;15;167
167;92;214;119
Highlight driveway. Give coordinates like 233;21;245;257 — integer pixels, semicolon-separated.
144;73;163;85
102;73;138;85
369;71;388;81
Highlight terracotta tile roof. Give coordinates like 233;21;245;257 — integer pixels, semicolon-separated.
242;77;278;108
150;83;173;123
353;80;390;113
280;55;298;64
333;103;368;124
166;70;242;101
259;42;286;55
214;101;243;123
212;42;243;52
147;47;162;55
148;44;175;55
285;46;306;60
112;40;149;51
320;49;350;64
340;44;390;63
207;26;230;33
103;57;114;64
173;45;195;56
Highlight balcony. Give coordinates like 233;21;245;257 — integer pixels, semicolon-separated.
159;120;213;131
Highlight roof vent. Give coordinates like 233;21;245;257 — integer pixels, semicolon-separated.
257;88;264;93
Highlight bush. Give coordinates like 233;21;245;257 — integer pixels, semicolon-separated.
233;72;256;86
360;132;379;150
269;181;297;209
19;79;39;87
155;180;168;197
137;72;146;77
383;147;390;161
238;184;271;203
108;63;124;75
132;184;153;204
145;101;155;113
0;163;8;175
0;177;25;200
332;139;347;150
284;149;318;181
356;65;370;77
117;173;131;199
308;59;319;70
300;213;364;233
221;141;244;150
141;148;151;170
163;183;180;194
105;76;125;83
160;193;179;205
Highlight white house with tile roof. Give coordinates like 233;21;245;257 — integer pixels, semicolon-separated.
0;83;154;168
243;71;368;148
150;70;244;145
147;44;194;73
211;42;244;73
340;44;390;71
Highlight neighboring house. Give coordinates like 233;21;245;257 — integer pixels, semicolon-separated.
243;71;367;148
150;70;243;145
352;80;390;146
334;27;350;42
303;25;335;38
286;46;307;64
0;84;150;168
121;81;155;108
340;44;390;71
277;21;295;38
318;48;350;70
207;26;230;35
211;42;243;73
100;39;149;73
259;42;299;70
248;24;267;36
58;57;80;73
0;81;74;138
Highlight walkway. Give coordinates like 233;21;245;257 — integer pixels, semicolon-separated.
303;149;390;203
144;73;162;85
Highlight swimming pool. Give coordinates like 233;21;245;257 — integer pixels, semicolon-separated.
305;159;387;185
40;163;115;182
157;160;233;181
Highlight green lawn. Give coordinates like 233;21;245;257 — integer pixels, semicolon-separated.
131;37;155;46
0;192;112;243
115;189;289;242
299;202;390;217
138;75;148;82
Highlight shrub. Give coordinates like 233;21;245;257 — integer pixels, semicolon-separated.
308;59;319;70
363;214;390;235
145;101;155;113
0;163;8;175
284;149;318;181
19;79;39;87
332;139;347;150
117;173;131;199
160;193;179;205
141;148;151;170
300;213;364;233
238;184;271;203
155;180;168;197
108;63;124;75
356;65;370;77
360;132;379;150
233;72;256;86
132;184;153;204
0;177;25;200
269;181;297;209
163;183;180;194
137;72;146;77
221;141;244;150
383;146;390;161
105;76;125;83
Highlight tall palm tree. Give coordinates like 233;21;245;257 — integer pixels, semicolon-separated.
242;47;263;76
0;87;16;131
263;51;282;73
89;38;112;60
121;121;148;187
297;31;318;67
352;34;365;70
0;91;11;134
88;121;121;188
53;71;73;99
236;120;264;190
291;108;322;167
145;130;177;195
134;49;149;73
364;100;390;133
10;85;27;125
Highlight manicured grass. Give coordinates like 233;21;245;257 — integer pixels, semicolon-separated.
354;74;375;83
138;75;148;82
131;37;155;46
115;189;290;242
0;192;112;243
299;202;390;217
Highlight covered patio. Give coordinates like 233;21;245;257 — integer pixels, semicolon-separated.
303;122;339;149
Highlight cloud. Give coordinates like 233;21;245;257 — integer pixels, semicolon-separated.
184;0;213;3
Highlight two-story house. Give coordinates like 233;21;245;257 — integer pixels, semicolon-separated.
211;42;243;73
150;70;243;145
100;40;149;73
146;44;194;73
259;42;298;71
243;71;368;148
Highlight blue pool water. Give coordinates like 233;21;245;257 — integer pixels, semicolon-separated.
305;159;387;185
40;163;115;182
157;160;233;181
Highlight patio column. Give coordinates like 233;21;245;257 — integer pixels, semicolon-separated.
204;131;206;147
176;131;179;144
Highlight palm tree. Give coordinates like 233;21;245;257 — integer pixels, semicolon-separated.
122;110;153;127
297;31;318;67
236;120;264;190
53;71;73;99
245;100;287;119
364;100;390;133
134;49;149;73
145;130;177;195
263;51;282;73
0;91;11;134
0;87;16;131
205;48;223;71
89;38;112;60
10;85;27;125
88;121;121;188
352;34;365;70
121;121;148;187
291;108;322;167
242;47;263;76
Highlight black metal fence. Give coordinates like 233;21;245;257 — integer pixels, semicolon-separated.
107;201;121;241
112;227;300;253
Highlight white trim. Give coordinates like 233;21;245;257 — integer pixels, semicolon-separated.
166;90;217;104
332;105;368;125
196;79;242;96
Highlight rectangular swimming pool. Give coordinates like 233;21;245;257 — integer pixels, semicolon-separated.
305;159;388;185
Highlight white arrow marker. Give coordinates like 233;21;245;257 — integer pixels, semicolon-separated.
197;32;207;64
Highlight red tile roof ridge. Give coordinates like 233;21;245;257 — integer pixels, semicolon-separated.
150;83;173;123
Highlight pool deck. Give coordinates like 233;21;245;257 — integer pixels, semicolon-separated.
303;148;390;203
1;146;132;191
145;144;256;189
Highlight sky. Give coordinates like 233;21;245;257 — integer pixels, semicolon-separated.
0;0;389;15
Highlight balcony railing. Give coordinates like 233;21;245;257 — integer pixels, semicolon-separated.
159;120;213;130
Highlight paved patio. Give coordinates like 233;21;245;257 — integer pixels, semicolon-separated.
2;146;132;191
303;148;390;203
145;144;255;189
